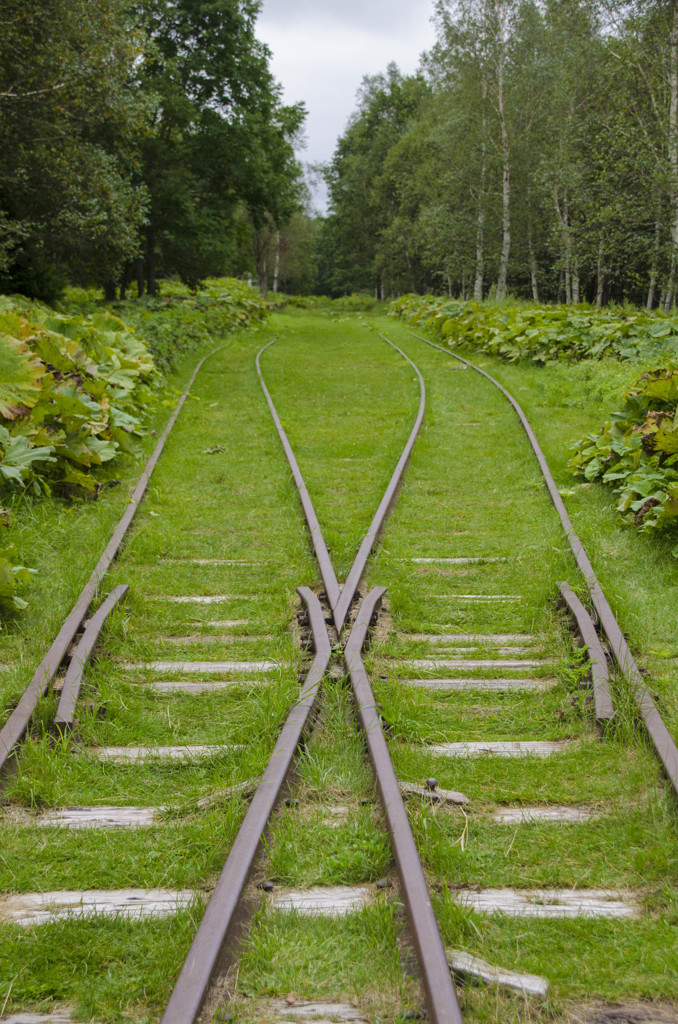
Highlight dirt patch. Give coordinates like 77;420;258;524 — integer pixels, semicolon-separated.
571;1004;678;1024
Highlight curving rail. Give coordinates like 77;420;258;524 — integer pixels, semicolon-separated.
161;588;332;1024
164;334;460;1023
0;347;225;775
257;335;426;635
410;330;678;798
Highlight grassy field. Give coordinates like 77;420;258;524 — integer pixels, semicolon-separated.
0;307;676;1022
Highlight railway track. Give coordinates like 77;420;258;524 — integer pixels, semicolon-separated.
0;316;677;1024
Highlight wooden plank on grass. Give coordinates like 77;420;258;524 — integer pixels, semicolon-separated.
0;889;195;926
491;806;594;824
37;806;159;829
271;886;373;916
428;741;570;759
451;888;637;918
408;678;557;692
447;950;549;997
90;745;240;762
122;660;278;673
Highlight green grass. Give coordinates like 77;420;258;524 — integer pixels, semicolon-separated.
1;309;678;1022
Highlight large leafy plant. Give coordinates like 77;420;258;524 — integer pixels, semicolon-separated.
0;543;34;616
390;295;678;365
570;367;678;549
0;297;157;495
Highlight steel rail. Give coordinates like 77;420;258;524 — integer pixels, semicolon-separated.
54;585;130;732
559;582;613;722
256;335;425;635
344;589;464;1024
332;336;425;633
256;336;462;1023
411;331;678;796
161;587;331;1024
256;340;341;615
0;346;224;774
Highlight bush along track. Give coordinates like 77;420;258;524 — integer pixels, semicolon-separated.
390;294;678;365
570;366;678;551
0;279;269;621
0;296;158;496
0;312;677;1024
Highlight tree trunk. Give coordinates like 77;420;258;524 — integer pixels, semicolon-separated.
528;227;539;302
647;217;661;309
258;251;268;297
495;7;511;301
572;269;580;304
104;280;116;302
554;190;573;304
598;239;606;307
273;231;280;294
558;269;565;304
136;257;145;299
474;80;488;301
669;5;678;267
147;226;156;298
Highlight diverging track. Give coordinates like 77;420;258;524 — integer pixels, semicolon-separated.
0;314;677;1024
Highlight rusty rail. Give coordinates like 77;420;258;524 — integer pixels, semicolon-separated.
256;334;425;635
344;589;464;1024
559;582;613;722
332;337;425;633
411;330;678;797
54;585;130;732
254;336;462;1024
0;347;224;774
161;588;331;1024
256;340;341;615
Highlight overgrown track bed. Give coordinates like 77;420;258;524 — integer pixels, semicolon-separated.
0;313;677;1024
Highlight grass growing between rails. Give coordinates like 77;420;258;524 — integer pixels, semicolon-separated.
1;307;677;1022
360;318;678;1017
0;325;316;1021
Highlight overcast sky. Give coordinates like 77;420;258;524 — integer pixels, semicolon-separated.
255;0;438;213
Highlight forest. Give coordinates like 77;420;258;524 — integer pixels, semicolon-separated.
313;0;678;307
0;0;305;302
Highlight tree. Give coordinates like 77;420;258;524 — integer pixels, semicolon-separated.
132;0;305;296
0;0;149;300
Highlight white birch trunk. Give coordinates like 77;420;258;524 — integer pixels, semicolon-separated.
272;231;280;293
572;269;580;304
528;231;539;302
596;237;605;307
669;5;678;257
495;3;511;301
474;80;488;301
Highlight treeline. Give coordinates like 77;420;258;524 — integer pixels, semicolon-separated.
317;0;678;307
0;0;305;302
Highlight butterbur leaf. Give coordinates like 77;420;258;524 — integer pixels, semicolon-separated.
0;544;32;614
0;330;45;419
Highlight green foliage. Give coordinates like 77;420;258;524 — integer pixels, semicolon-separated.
0;0;149;298
106;278;269;371
570;367;678;549
0;542;33;615
390;294;678;364
0;296;157;496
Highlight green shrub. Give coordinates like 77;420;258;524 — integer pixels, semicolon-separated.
0;296;157;496
104;278;269;372
390;295;678;365
570;367;678;551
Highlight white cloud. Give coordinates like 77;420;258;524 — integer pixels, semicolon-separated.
256;1;437;211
